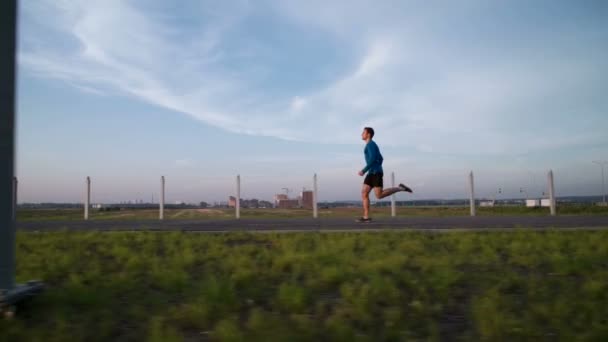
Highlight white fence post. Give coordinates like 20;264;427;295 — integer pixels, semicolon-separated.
469;171;476;217
236;175;241;219
548;170;556;216
160;176;165;220
84;176;90;220
313;173;318;219
391;172;396;217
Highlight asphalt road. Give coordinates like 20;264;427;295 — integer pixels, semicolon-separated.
17;215;608;232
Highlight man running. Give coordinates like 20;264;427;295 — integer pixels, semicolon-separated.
357;127;412;222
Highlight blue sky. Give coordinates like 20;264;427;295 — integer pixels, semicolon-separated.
15;0;608;203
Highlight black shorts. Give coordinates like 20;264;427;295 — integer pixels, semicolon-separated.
364;173;383;188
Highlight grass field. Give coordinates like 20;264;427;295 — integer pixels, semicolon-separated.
2;230;608;341
16;204;608;222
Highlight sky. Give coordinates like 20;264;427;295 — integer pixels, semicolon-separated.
15;0;608;204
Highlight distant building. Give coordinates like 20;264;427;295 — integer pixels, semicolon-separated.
479;200;495;207
277;199;300;209
258;200;273;208
301;191;314;209
274;194;288;207
242;198;260;208
526;199;541;207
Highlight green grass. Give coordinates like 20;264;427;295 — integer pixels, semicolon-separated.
2;230;608;341
16;204;608;222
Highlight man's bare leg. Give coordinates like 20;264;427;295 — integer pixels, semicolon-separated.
362;184;372;218
373;183;413;199
374;187;402;199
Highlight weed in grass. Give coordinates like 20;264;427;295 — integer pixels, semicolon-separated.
147;316;183;342
212;317;244;342
276;283;310;313
245;308;299;341
168;302;210;331
325;310;357;341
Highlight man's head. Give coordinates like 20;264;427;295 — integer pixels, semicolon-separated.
361;127;374;141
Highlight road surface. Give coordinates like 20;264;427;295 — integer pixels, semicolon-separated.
17;215;608;232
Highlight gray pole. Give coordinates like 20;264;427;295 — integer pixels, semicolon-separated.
84;177;90;220
236;175;241;219
548;170;556;216
160;176;165;220
593;161;607;204
603;165;606;204
391;172;396;217
602;164;606;204
0;0;17;291
12;177;17;222
469;171;476;217
1;1;43;309
313;174;318;219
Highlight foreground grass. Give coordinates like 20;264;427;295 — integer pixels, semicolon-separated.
16;204;608;222
2;231;608;341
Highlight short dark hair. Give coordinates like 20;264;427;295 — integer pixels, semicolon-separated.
364;127;375;138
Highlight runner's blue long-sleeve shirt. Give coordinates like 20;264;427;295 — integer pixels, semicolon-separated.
361;140;384;175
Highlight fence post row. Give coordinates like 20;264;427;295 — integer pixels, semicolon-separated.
33;171;567;222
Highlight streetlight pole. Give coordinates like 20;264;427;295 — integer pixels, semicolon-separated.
493;187;502;205
593;161;607;205
520;187;528;200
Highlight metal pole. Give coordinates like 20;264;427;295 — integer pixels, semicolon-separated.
548;170;556;216
391;172;396;217
313;174;318;218
84;177;90;220
160;176;165;220
593;161;607;204
602;164;606;204
12;177;17;222
1;1;44;310
469;171;476;217
0;0;17;291
236;175;240;219
603;165;606;204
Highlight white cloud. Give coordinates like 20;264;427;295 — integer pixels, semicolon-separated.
352;40;393;79
290;96;307;111
175;159;195;168
18;0;608;157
